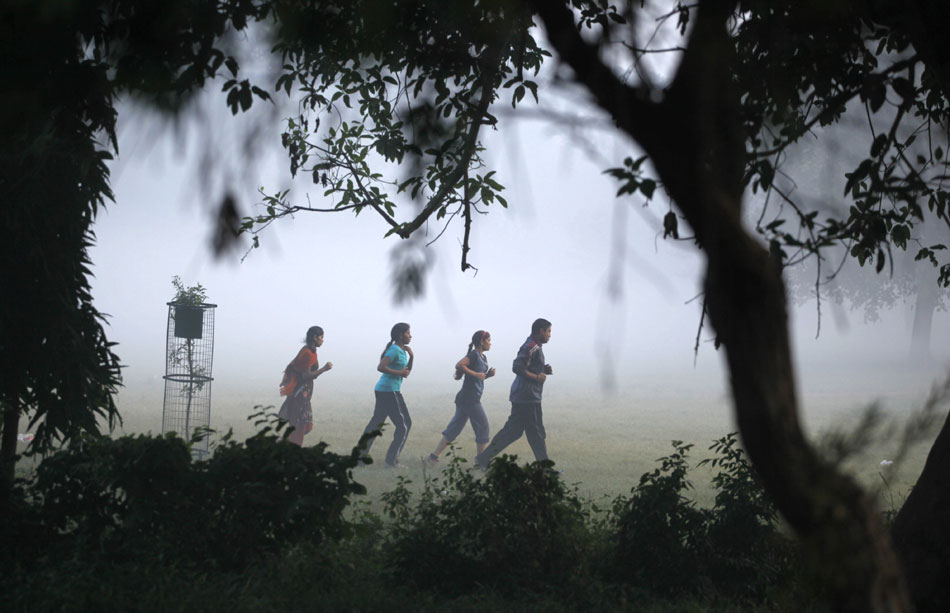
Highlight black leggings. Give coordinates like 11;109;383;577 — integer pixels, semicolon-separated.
360;391;412;466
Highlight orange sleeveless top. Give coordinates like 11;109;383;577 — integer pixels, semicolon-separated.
279;346;317;397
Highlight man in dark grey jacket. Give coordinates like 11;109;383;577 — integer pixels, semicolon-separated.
475;318;553;470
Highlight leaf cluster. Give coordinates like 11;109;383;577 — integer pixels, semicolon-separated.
240;0;547;276
170;275;208;306
2;0;272;466
3;407;365;576
609;436;791;600
386;453;590;597
1;430;815;609
733;1;950;288
380;435;795;604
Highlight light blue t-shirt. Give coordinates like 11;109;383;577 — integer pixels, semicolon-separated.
375;344;408;392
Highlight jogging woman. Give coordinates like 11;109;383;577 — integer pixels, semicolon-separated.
358;323;413;468
424;330;495;466
278;325;333;445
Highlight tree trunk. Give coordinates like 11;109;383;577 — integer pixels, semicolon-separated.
702;228;910;612
529;1;911;609
1;402;20;492
892;381;950;612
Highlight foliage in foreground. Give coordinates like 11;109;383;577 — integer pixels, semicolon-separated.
384;455;590;598
1;412;365;577
610;438;791;600
1;425;821;611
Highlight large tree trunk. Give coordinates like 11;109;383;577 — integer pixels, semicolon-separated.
1;402;19;492
892;404;950;612
702;226;909;611
530;1;910;609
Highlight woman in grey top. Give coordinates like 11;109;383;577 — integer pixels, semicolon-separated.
423;330;495;466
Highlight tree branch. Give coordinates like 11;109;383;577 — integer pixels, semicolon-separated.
751;55;920;159
397;42;506;239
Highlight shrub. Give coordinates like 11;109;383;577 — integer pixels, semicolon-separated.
387;453;591;597
699;433;790;599
13;407;366;572
609;436;794;601
1;430;807;610
610;441;711;596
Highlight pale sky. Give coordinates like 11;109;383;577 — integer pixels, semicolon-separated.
89;72;949;414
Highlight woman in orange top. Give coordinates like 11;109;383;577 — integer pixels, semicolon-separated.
279;325;333;445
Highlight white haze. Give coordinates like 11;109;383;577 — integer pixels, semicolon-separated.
90;87;950;443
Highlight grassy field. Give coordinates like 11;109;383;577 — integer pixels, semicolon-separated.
98;362;946;515
6;363;944;611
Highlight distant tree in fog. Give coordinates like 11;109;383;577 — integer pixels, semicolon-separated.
755;102;950;361
784;226;949;359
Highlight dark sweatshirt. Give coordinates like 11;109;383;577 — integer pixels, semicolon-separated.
509;336;545;403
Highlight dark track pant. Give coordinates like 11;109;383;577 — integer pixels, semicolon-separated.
476;402;547;467
442;400;490;444
360;391;411;466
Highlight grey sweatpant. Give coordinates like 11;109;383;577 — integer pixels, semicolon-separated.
442;400;490;444
360;391;412;466
476;402;547;468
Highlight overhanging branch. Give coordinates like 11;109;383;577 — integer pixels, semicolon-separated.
396;41;507;239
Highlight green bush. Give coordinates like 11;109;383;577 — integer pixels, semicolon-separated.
610;441;711;596
699;433;791;600
386;453;591;597
1;430;810;610
8;408;365;574
609;435;792;601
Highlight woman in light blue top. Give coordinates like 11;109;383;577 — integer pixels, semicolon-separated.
424;330;495;467
358;323;414;468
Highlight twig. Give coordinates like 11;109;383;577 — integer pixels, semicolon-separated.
693;296;707;366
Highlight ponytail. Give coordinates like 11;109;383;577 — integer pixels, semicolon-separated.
381;322;410;359
456;330;488;380
468;330;488;355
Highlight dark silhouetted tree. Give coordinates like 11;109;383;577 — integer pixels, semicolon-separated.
0;0;269;488
6;2;950;610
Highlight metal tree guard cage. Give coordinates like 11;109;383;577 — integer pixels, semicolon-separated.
162;302;216;458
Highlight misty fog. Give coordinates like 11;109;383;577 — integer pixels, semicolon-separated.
91;86;949;484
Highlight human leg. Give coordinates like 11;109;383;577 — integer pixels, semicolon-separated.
521;402;548;462
436;403;469;454
468;400;490;447
385;391;412;466
475;403;526;468
286;426;305;446
431;436;451;457
359;391;391;460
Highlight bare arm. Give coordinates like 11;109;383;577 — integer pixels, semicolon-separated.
455;355;486;380
378;355;410;378
300;352;333;381
313;361;334;378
